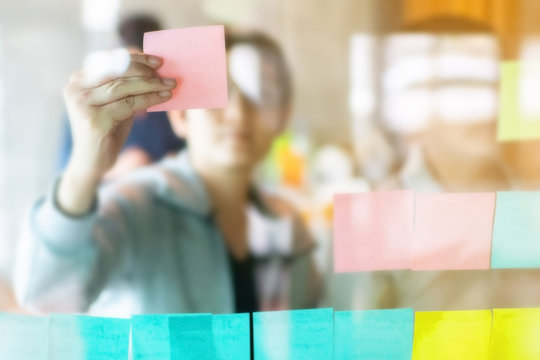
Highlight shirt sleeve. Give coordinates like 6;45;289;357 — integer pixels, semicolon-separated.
14;176;136;314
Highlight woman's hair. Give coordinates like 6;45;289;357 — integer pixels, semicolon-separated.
118;14;162;50
225;29;293;108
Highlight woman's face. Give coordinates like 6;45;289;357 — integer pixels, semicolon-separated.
178;44;289;171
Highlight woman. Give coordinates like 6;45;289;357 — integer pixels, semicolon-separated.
15;30;321;316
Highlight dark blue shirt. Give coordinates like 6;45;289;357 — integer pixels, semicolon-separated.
58;111;185;170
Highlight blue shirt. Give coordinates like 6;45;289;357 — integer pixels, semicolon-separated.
16;152;321;316
57;111;185;170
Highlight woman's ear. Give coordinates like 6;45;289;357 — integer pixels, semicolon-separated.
167;110;188;138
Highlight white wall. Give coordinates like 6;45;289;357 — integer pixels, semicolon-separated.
0;0;85;278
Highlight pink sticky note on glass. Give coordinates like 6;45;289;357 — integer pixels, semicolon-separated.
413;192;495;270
333;191;414;272
143;25;228;111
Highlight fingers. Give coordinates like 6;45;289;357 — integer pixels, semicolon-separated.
64;50;175;124
80;62;156;89
78;51;165;89
129;53;163;68
85;76;177;106
101;90;173;121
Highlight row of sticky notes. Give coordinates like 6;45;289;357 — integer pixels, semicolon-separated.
334;190;540;272
2;308;540;359
0;313;130;360
0;312;249;360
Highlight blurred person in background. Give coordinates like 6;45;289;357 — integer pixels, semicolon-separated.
15;29;320;316
355;18;540;311
380;20;509;193
58;14;185;178
501;140;540;190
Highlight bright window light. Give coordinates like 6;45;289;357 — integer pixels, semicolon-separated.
383;89;433;133
384;34;437;66
519;61;540;119
383;55;434;92
434;86;497;123
349;34;375;116
519;38;540;119
382;33;499;132
435;54;498;82
82;0;120;32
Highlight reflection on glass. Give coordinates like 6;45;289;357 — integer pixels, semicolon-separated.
382;33;499;133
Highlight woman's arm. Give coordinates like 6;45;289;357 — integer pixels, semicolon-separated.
59;52;175;216
14;51;176;313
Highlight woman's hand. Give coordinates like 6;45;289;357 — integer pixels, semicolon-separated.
64;52;176;179
59;52;177;215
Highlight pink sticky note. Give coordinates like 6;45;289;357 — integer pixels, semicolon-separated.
143;25;228;111
413;192;495;270
333;191;414;272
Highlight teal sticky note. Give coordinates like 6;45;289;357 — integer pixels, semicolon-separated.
169;314;215;360
254;308;334;360
213;313;250;360
132;314;172;360
334;309;414;360
492;191;540;268
49;314;130;360
0;313;49;360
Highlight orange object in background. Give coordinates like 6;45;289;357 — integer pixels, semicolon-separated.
277;145;305;189
402;0;520;59
267;132;308;190
323;203;333;223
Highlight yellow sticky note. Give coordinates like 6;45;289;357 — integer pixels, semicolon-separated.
498;62;540;141
491;308;540;360
202;0;255;24
412;310;492;360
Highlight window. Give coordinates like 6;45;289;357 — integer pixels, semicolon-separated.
381;33;499;134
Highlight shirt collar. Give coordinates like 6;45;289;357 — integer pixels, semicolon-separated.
154;151;277;218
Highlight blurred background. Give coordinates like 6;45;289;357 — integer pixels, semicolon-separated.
2;0;540;312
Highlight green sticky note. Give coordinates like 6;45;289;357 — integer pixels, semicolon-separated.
334;309;414;360
491;308;540;359
213;313;250;360
254;308;333;360
498;61;540;141
132;314;173;360
49;314;130;360
0;313;49;360
492;191;540;268
169;314;215;360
